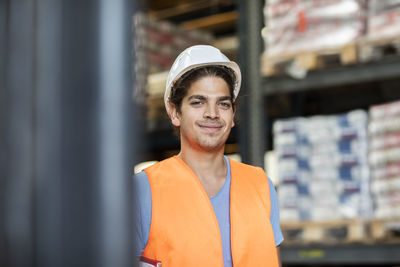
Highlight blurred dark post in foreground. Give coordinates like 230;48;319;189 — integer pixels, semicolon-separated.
1;0;137;266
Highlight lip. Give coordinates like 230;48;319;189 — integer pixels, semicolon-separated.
198;124;223;133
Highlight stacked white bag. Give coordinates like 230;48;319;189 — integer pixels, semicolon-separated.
369;100;400;219
274;110;372;222
263;0;366;57
367;0;400;41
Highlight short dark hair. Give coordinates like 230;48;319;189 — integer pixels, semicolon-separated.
169;65;237;114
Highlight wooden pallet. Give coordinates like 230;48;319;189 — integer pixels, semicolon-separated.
261;43;358;77
369;219;400;243
281;220;367;245
358;36;400;63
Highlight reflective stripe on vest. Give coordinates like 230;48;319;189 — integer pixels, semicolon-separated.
143;156;278;266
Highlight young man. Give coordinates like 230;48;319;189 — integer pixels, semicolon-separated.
134;45;283;266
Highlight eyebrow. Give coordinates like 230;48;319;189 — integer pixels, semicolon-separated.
187;95;233;102
218;96;233;102
188;95;207;101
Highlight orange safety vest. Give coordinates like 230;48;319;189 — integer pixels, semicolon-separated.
143;156;279;266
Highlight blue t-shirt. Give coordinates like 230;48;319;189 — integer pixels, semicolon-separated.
133;156;283;266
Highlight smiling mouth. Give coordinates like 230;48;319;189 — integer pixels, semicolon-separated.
198;124;223;132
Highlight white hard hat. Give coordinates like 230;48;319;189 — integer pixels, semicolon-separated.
164;45;241;115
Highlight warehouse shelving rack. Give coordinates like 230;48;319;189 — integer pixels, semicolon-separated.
262;56;400;95
238;0;400;167
238;0;400;266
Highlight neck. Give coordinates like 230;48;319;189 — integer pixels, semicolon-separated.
178;146;227;180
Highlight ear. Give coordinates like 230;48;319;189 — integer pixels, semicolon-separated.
168;103;181;127
231;106;236;128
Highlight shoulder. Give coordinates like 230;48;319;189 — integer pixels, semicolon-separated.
133;171;152;255
228;157;275;195
228;157;271;193
144;156;177;173
228;157;267;177
133;171;151;196
132;171;152;222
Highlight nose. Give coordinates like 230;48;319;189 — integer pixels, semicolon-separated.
204;103;219;119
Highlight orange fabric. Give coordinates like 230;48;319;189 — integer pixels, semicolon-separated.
143;156;279;266
230;158;279;266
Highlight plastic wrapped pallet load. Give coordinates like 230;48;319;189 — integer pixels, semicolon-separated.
369;100;400;219
263;0;366;57
367;0;400;41
274;110;372;222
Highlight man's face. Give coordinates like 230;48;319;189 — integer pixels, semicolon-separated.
169;76;235;152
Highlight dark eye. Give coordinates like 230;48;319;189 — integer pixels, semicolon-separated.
190;101;203;106
219;102;231;108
